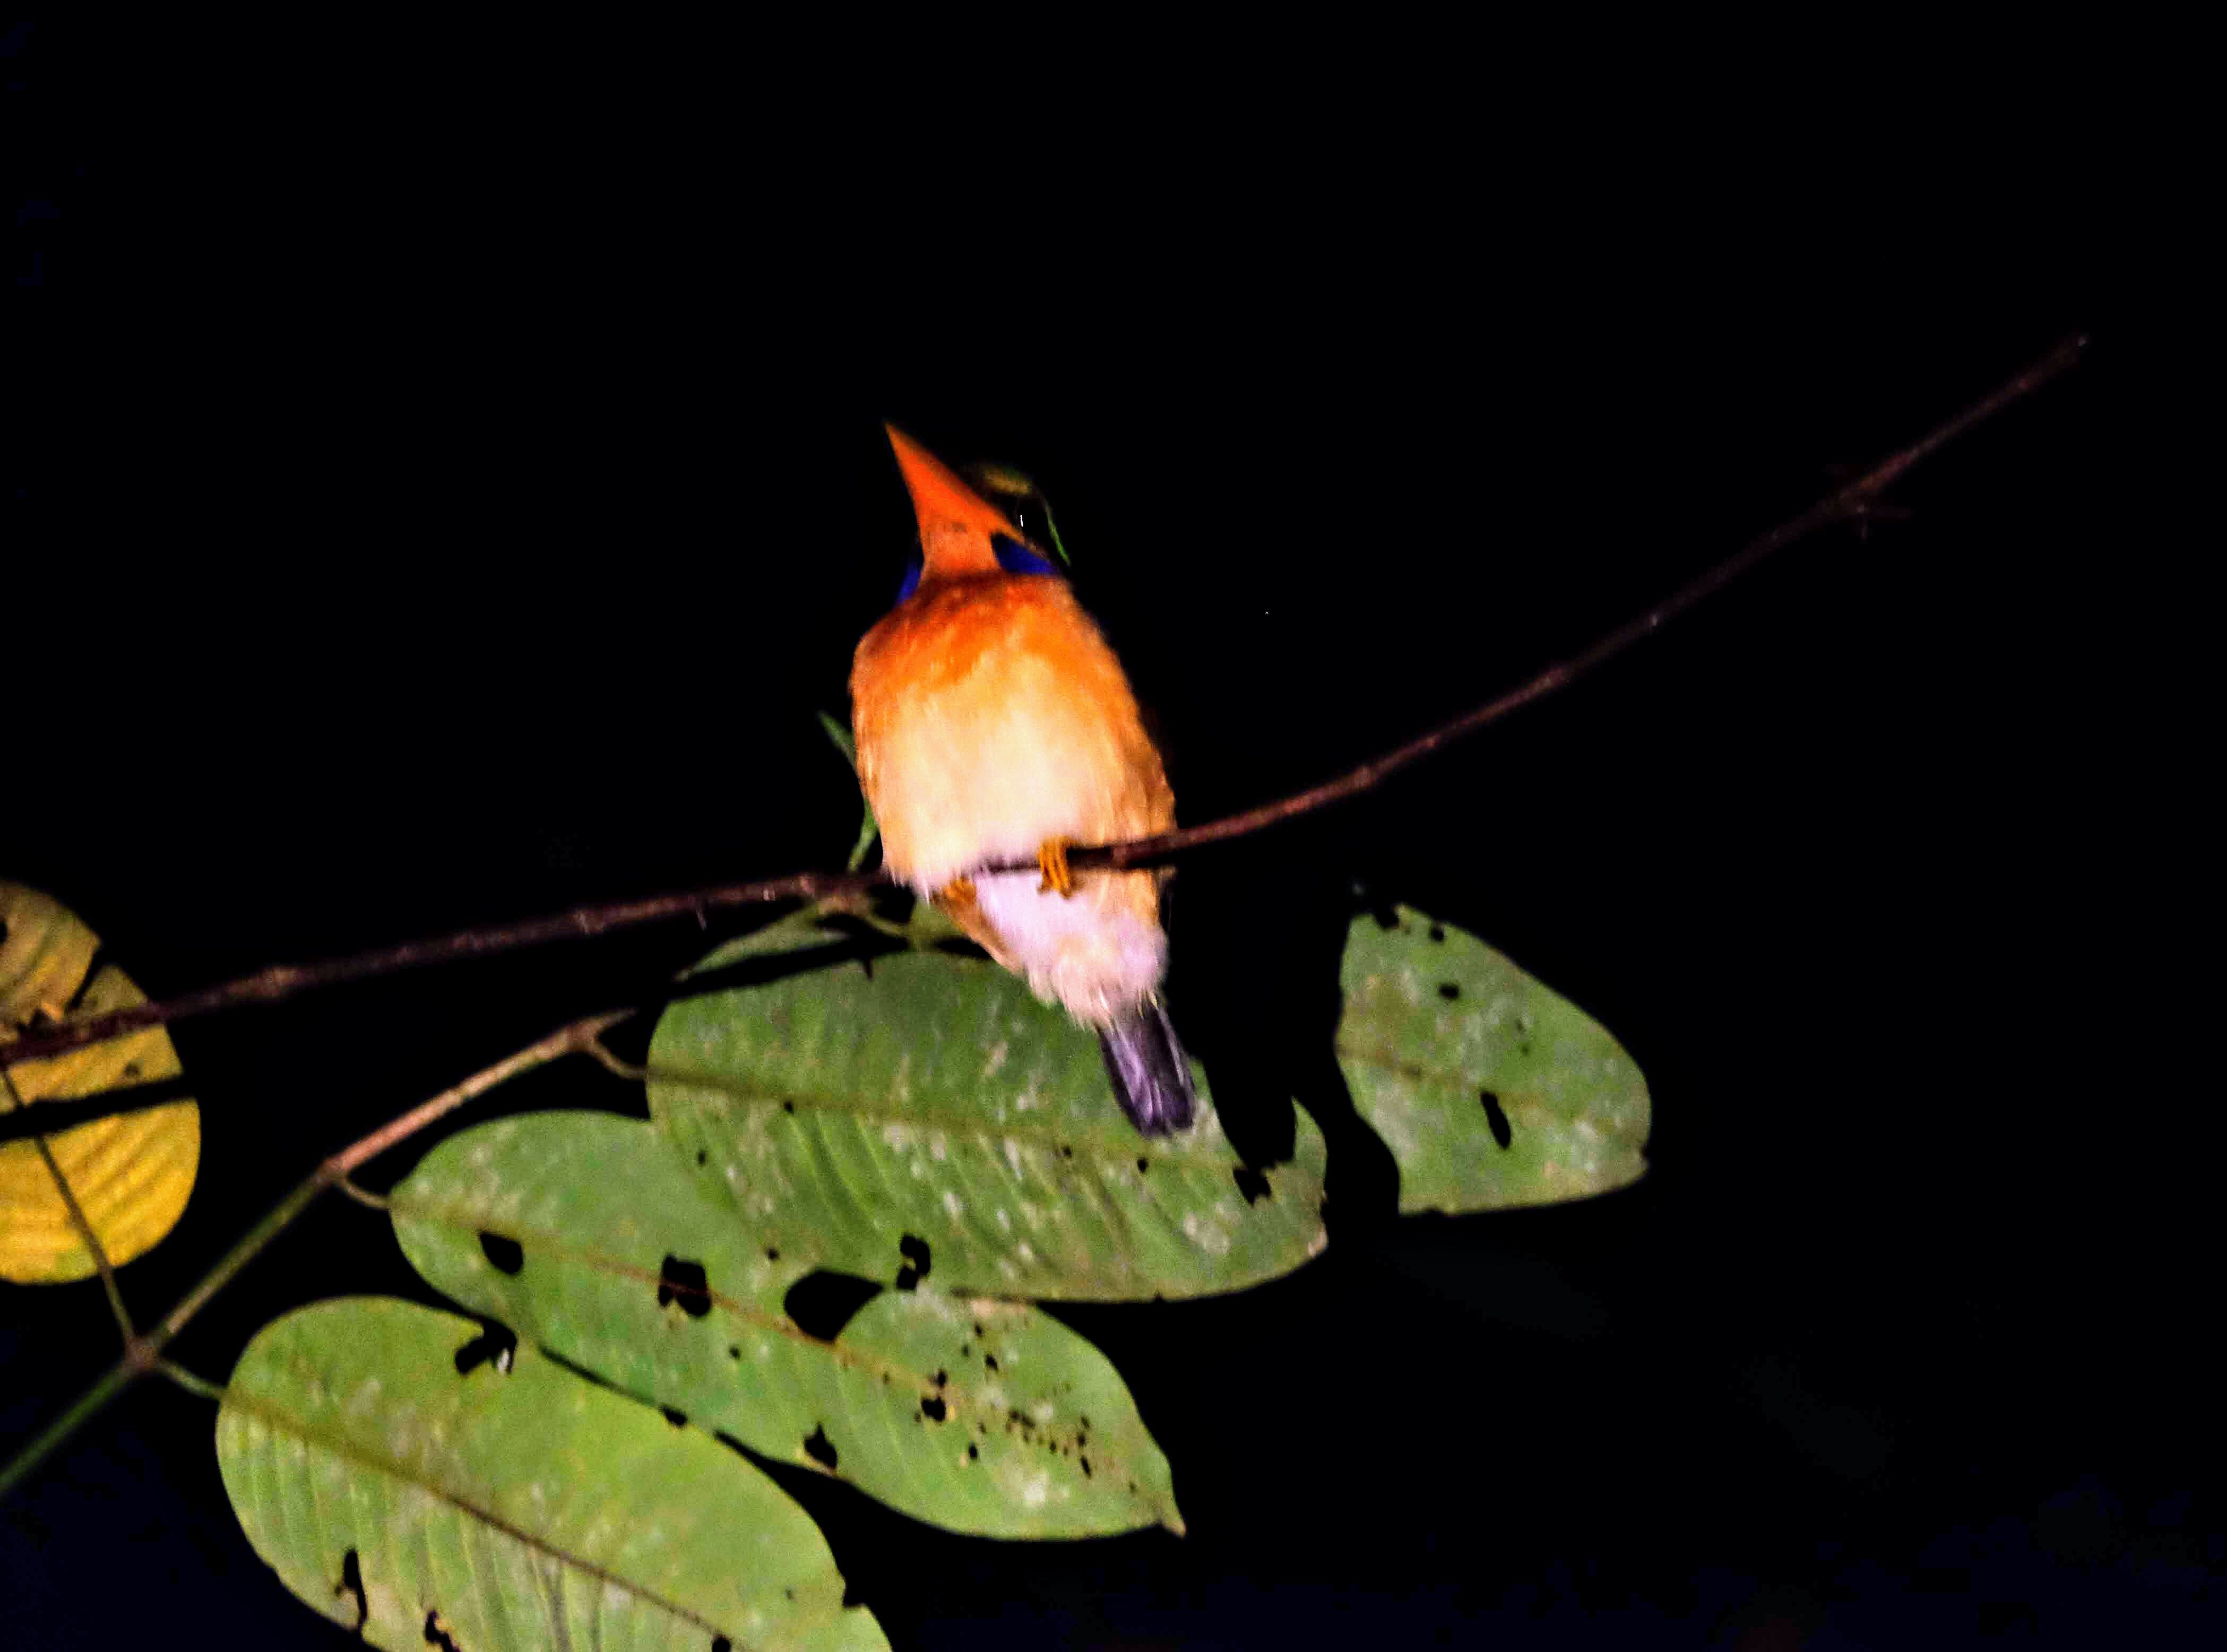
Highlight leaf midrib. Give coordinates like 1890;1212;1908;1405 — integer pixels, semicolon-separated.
219;1379;809;1648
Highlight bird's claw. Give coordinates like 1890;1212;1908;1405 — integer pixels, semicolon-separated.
1037;838;1075;898
938;876;977;906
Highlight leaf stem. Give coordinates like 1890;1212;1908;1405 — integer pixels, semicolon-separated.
3;1065;136;1343
154;1360;228;1404
332;1175;391;1211
581;1035;647;1083
31;1135;135;1342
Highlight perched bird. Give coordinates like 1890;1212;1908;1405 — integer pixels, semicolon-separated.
850;426;1198;1135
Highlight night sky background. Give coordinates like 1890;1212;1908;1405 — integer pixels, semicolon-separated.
4;21;2203;1649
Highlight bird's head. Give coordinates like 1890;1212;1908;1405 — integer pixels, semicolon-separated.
884;424;1062;605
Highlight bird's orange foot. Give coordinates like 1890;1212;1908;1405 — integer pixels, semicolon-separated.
937;876;977;906
1037;838;1076;898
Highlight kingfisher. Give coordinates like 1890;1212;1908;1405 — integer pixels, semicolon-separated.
850;426;1198;1136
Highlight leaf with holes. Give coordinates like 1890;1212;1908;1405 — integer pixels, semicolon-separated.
645;928;1326;1300
217;1296;888;1651
391;1112;1182;1537
1;880;200;1282
1337;904;1650;1213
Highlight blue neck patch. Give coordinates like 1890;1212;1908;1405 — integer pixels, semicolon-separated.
992;534;1059;577
891;535;1059;608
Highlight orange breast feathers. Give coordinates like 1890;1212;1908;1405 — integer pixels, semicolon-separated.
850;574;1176;1026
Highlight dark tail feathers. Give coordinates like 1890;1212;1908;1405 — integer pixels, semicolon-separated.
1098;1000;1198;1136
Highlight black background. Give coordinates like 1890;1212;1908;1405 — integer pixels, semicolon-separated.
4;20;2206;1649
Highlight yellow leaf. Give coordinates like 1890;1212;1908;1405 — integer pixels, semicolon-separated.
1;881;200;1283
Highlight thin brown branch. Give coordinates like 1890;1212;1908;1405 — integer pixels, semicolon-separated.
1;335;2085;1079
325;1012;628;1175
1;869;878;1069
1065;332;2092;872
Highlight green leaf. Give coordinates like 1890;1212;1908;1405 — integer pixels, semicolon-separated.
215;1296;887;1652
815;710;857;768
392;1113;1182;1537
647;937;1327;1300
1039;505;1072;567
1336;904;1650;1213
816;710;880;871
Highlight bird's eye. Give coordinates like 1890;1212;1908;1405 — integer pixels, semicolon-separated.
892;549;923;606
992;535;1059;578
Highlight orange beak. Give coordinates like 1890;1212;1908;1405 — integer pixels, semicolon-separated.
884;424;1015;557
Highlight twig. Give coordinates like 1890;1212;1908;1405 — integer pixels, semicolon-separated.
0;335;2086;1083
1070;332;2092;871
1;871;873;1069
0;1011;623;1504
